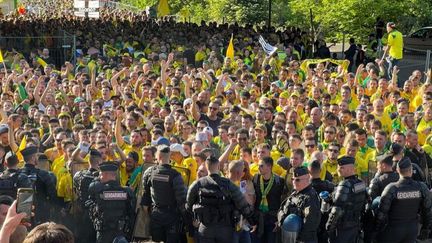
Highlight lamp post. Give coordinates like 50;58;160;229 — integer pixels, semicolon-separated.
268;0;272;30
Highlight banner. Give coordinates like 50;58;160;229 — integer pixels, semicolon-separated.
300;58;350;73
259;35;278;56
74;0;100;18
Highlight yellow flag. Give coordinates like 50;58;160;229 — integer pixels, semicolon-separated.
157;0;170;17
36;57;47;68
17;135;27;165
0;49;3;63
88;60;96;74
226;34;234;61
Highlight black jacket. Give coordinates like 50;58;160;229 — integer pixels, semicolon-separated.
377;177;432;229
278;185;321;241
186;173;256;226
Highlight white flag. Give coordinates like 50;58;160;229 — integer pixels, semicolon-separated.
259;35;278;56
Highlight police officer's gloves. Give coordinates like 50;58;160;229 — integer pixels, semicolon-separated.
418;229;430;240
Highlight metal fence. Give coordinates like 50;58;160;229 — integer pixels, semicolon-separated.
0;31;76;68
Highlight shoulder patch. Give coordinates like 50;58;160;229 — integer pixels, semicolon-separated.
102;191;127;200
353;182;366;193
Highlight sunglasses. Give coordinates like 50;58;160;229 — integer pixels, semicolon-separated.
209;107;218;110
305;144;315;148
325;131;335;134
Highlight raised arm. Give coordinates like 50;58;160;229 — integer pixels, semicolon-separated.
7;121;18;153
190;93;201;121
115;109;125;148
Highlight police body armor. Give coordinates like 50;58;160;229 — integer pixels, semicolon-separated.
149;165;179;209
328;176;367;229
341;178;366;226
384;179;423;223
0;171;19;198
74;169;99;208
93;183;130;232
194;177;233;226
369;171;399;200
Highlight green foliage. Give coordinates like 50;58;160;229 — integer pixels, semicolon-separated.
287;0;432;42
121;0;432;42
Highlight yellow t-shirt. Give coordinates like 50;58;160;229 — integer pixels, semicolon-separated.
249;162;286;177
51;156;66;178
388;30;403;59
320;159;341;184
228;145;241;162
171;159;192;186
121;143;143;165
182;157;198;185
372;112;392;134
119;162;130;187
56;169;73;202
195;51;206;62
250;163;259;176
45;147;62;164
417;118;432;145
354;153;368;179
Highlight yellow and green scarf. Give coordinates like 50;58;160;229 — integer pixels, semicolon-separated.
259;174;274;213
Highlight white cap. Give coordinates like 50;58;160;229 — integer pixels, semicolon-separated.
183;98;193;107
170;143;188;157
203;126;213;136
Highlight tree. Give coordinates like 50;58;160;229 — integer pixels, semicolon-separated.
121;0;432;42
286;0;432;42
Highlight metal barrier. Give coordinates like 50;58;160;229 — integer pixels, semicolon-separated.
0;31;76;68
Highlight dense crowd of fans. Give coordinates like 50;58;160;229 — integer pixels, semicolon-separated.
0;1;430;243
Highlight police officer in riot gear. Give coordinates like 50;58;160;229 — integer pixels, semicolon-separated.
308;160;334;194
375;157;432;242
326;156;367;243
363;154;400;243
369;154;399;200
20;146;57;224
141;144;187;243
308;160;333;243
186;155;256;243
73;149;102;243
390;143;426;182
278;166;321;242
0;152;32;198
86;162;135;243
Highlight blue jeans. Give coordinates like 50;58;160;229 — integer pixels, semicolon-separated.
233;229;251;243
387;57;401;87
